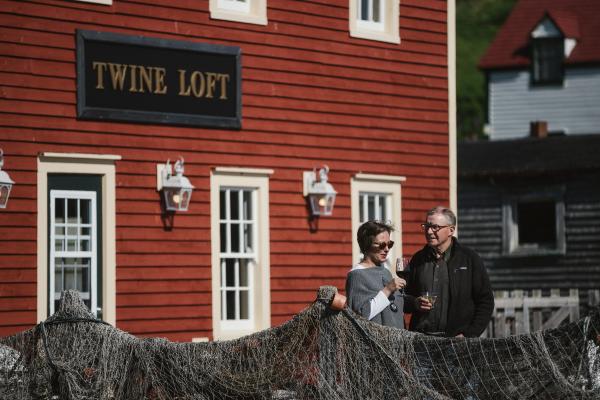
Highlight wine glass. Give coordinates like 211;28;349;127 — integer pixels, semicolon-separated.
395;257;410;296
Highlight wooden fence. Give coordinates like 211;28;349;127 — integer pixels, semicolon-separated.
484;289;600;338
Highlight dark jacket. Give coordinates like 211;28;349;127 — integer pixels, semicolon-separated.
405;238;494;337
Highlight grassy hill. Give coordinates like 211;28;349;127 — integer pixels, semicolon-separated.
457;0;517;139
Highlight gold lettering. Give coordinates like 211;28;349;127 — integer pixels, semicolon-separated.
178;69;191;96
218;73;230;100
128;65;138;93
154;67;167;94
138;66;153;93
107;63;128;91
190;71;206;98
205;72;217;99
92;62;107;89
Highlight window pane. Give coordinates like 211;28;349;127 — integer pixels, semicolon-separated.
220;223;227;252
239;259;249;286
373;0;380;22
230;190;240;220
367;196;375;220
360;0;369;21
359;195;365;222
67;199;78;223
80;199;91;224
80;240;90;252
517;201;556;247
378;197;386;221
67;239;77;251
243;190;252;220
55;198;65;223
67;226;77;236
225;259;236;287
239;290;249;319
243;224;253;252
226;291;236;319
220;190;226;219
231;223;240;252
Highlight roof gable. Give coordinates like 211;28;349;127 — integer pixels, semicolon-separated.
479;0;600;70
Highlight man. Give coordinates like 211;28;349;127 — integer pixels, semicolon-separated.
405;206;494;337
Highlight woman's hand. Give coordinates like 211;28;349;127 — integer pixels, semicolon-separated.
382;277;406;297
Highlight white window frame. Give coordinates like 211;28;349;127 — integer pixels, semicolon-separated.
502;188;566;256
219;187;257;331
210;0;267;26
349;0;400;44
211;167;272;340
351;173;406;269
37;152;119;325
49;190;97;316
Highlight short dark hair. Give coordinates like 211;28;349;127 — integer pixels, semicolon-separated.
357;220;395;254
426;206;456;226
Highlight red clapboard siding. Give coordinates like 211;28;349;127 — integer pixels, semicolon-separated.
0;0;451;340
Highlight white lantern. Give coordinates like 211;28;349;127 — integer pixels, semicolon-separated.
0;149;15;209
303;165;337;216
157;158;194;212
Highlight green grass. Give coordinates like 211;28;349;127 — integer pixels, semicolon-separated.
457;0;517;139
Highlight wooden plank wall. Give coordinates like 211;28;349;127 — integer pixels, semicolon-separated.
0;0;450;340
458;171;600;313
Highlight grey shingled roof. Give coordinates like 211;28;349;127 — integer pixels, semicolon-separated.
458;134;600;177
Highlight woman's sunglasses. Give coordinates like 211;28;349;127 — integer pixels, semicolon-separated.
371;240;394;250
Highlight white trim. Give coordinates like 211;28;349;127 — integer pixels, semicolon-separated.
76;0;112;5
213;166;274;176
40;152;121;162
349;0;400;44
210;0;268;26
351;174;404;270
448;0;457;222
354;173;406;183
37;154;118;326
211;169;270;340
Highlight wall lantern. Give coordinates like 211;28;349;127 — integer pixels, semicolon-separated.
156;158;194;212
0;149;15;209
303;165;337;216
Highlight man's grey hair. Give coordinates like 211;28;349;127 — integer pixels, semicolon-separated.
427;206;456;226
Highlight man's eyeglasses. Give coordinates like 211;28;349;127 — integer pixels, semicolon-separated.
420;223;452;233
371;240;394;250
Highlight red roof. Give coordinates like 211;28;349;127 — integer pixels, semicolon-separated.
479;0;600;70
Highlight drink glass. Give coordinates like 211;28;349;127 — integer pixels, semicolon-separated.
395;257;410;296
422;291;438;309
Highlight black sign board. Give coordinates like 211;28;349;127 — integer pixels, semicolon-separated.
76;30;241;129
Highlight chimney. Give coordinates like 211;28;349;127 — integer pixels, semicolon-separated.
530;121;548;138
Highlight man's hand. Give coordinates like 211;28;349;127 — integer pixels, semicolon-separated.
416;296;432;312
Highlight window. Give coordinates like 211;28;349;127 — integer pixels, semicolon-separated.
37;153;119;325
359;192;390;222
211;167;272;339
351;173;406;264
503;191;566;256
219;188;255;325
358;0;383;31
50;190;98;316
532;38;564;85
210;0;267;25
349;0;399;44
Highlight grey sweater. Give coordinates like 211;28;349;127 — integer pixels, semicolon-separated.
345;265;404;329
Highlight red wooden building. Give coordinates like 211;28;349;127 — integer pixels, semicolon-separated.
0;0;456;341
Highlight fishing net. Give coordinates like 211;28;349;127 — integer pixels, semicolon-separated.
1;287;599;400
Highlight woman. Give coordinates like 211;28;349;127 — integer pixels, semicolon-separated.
345;220;406;328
